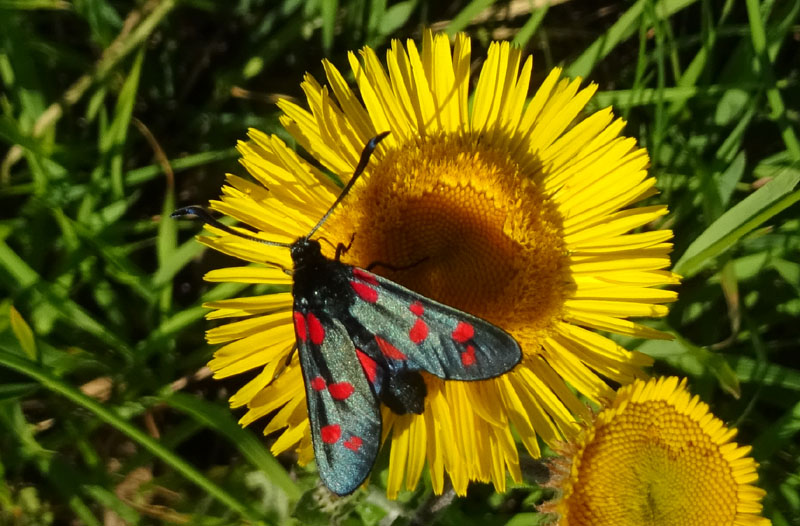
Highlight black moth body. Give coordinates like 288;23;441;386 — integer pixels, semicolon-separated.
174;133;522;496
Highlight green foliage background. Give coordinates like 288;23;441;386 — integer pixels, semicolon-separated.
0;0;798;524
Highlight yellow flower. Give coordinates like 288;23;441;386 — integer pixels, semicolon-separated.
199;31;678;497
546;377;769;526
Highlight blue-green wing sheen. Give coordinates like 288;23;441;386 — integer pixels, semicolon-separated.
347;268;522;380
294;309;382;495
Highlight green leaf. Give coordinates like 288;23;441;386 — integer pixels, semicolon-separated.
674;166;800;277
8;305;36;360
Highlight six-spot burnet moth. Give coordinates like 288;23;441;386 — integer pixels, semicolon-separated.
172;132;522;495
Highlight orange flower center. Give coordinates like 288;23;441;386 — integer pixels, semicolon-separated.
323;134;570;343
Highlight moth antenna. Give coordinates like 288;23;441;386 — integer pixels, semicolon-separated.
171;206;292;249
306;131;390;239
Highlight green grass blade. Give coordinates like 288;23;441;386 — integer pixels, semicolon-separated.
446;0;496;36
373;1;415;41
162;392;302;500
151;237;206;289
0;350;267;523
157;179;177;313
674;166;800;277
745;0;800;160
732;356;800;391
0;239;131;353
0;116;46;153
666;0;735;117
9;305;37;360
126;147;238;186
751;399;800;461
320;0;337;53
588;82;790;110
103;48;145;198
566;0;645;79
0;0;69;8
512;4;549;49
567;0;698;79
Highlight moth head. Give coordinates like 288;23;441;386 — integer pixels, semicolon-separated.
290;237;323;267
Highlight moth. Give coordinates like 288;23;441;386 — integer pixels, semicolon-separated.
173;132;522;495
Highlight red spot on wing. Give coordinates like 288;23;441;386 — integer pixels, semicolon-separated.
344;436;363;452
321;424;341;444
328;382;355;400
376;335;408;361
452;321;474;343
461;345;476;366
409;301;424;316
293;312;307;342
350;281;379;303
307;312;325;345
356;349;377;384
409;318;429;344
311;376;326;391
352;268;378;285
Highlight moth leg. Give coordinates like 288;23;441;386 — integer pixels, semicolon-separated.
366;256;429;272
335;232;356;261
